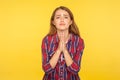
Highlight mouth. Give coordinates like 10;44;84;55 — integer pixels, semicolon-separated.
59;23;65;26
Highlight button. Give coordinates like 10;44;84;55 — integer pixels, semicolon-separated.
60;71;63;74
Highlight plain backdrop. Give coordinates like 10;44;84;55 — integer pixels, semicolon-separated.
0;0;120;80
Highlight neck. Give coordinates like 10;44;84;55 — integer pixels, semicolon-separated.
57;29;69;38
57;29;70;43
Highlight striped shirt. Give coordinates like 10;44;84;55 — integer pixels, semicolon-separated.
41;33;84;80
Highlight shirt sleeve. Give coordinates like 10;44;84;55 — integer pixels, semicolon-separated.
67;38;85;74
41;37;54;74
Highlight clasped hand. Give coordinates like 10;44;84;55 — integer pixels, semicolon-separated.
58;33;69;52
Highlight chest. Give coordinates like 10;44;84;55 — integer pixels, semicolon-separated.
47;41;78;59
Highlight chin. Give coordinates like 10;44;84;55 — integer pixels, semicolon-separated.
58;28;68;31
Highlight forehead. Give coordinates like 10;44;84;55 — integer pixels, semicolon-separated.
55;9;69;16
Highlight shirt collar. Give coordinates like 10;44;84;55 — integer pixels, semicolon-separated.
53;33;74;44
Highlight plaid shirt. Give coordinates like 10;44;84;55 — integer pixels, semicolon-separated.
41;33;84;80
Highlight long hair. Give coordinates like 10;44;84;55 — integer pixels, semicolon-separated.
48;6;80;37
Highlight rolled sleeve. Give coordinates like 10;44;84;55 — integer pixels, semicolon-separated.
67;61;80;74
42;61;54;74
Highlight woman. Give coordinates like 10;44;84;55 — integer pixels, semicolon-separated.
41;6;84;80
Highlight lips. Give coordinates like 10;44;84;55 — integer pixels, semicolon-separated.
59;23;65;26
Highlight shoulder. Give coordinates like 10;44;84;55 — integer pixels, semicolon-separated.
71;33;84;42
71;33;84;47
42;34;55;43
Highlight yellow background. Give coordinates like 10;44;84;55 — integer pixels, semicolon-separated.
0;0;120;80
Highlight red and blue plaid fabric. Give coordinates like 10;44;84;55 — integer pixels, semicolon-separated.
41;33;84;80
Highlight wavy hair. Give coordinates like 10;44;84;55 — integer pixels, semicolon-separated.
48;6;80;37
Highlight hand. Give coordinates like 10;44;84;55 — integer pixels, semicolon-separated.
58;32;67;52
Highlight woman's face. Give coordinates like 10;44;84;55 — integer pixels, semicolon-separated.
53;9;72;31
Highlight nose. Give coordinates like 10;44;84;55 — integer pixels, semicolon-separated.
60;17;64;22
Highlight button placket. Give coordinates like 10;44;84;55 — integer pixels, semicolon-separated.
59;66;64;79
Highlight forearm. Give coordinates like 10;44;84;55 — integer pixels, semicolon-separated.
49;49;61;68
63;49;73;66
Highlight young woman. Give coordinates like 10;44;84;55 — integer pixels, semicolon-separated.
41;6;85;80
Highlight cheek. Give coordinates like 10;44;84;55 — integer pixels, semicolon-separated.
66;21;72;26
54;20;60;25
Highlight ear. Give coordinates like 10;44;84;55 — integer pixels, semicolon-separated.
52;21;55;26
70;20;73;25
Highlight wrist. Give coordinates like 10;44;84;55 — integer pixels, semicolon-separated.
63;48;68;53
56;49;61;54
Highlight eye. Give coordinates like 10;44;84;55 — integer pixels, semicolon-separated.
64;16;69;19
56;17;60;19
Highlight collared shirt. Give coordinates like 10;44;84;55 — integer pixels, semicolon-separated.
41;33;84;80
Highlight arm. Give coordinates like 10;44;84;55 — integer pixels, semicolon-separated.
63;49;73;66
65;38;84;74
41;38;55;74
49;49;61;68
41;37;61;74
